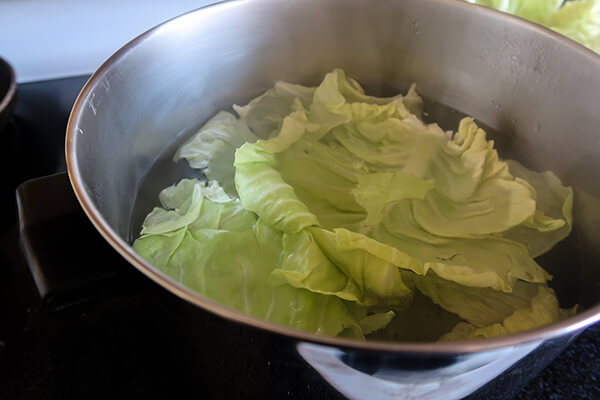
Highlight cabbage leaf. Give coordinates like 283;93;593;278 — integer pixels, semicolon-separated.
134;69;575;341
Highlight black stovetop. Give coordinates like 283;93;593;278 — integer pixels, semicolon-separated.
0;76;598;400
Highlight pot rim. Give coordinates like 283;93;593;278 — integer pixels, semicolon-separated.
66;0;600;354
0;56;17;117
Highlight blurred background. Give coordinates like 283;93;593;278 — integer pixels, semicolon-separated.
0;0;213;83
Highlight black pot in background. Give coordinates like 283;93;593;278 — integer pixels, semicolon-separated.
0;57;18;231
0;57;17;132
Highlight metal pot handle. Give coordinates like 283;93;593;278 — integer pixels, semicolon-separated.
297;340;541;400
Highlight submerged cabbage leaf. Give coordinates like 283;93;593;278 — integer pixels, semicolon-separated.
501;160;574;257
175;112;257;195
134;69;575;341
414;271;544;327
134;179;394;338
439;286;577;340
234;81;316;139
371;222;551;293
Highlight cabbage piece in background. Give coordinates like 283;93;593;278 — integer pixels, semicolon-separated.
469;0;600;53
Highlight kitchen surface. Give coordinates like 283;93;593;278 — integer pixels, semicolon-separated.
1;1;600;399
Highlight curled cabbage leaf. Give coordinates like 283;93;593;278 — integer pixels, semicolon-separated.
135;69;575;341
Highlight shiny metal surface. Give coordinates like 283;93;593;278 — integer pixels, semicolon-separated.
298;340;544;399
66;0;600;398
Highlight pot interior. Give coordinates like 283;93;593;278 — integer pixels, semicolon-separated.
67;0;600;340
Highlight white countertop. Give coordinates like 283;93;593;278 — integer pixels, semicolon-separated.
0;0;217;83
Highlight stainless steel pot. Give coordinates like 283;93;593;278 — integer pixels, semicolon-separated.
66;0;600;398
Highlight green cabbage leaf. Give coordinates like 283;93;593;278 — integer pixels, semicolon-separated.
134;69;575;341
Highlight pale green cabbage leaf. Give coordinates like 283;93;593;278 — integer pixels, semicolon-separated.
439;286;577;340
175;111;257;195
134;69;575;341
134;179;394;338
